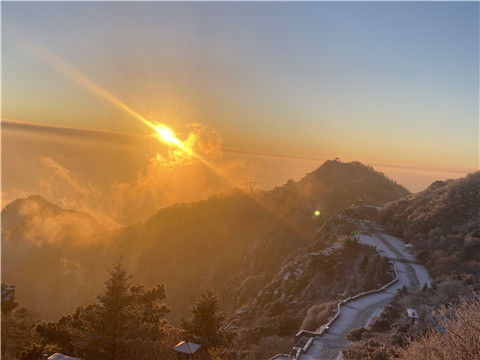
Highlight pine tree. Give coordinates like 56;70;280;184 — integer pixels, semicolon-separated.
181;289;226;349
35;260;176;360
95;259;133;360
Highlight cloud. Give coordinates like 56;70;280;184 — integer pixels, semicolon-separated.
35;157;119;228
108;123;248;223
2;119;143;146
6;123;254;225
12;197;105;246
40;157;92;198
187;123;224;158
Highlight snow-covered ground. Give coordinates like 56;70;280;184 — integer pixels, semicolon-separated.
378;233;431;288
298;228;430;360
48;354;83;360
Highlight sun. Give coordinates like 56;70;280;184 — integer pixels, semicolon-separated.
154;123;192;154
155;125;180;145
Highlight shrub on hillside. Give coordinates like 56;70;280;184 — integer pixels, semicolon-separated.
398;293;480;360
300;302;336;331
370;318;391;332
347;327;369;341
343;339;399;360
245;335;294;360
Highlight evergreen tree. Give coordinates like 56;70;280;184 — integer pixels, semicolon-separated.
96;260;133;360
35;260;177;360
181;289;226;349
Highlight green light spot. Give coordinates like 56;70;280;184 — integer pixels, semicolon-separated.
314;210;320;216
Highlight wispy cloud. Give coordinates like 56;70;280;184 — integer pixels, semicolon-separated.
2;119;145;145
4;119;473;175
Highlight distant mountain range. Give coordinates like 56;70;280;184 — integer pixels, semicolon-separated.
2;160;409;320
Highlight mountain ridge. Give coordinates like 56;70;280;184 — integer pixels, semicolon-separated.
1;160;410;321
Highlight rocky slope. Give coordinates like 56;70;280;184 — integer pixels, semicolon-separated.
230;211;395;357
379;171;480;282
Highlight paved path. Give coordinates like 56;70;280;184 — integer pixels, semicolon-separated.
299;225;430;360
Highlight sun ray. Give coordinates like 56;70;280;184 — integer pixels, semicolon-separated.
10;28;310;238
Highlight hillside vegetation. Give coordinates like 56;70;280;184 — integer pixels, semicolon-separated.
4;164;480;360
379;171;480;283
398;293;480;360
232;212;394;360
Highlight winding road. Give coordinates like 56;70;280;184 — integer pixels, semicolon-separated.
298;221;430;360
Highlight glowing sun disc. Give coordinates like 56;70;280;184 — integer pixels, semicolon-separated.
156;125;179;145
154;124;192;155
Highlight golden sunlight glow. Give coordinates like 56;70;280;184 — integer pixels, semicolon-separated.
12;29;194;157
156;126;178;145
154;124;193;155
12;29;308;238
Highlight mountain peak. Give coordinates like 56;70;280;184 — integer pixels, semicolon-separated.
308;160;388;180
1;194;105;244
292;160;409;207
2;195;61;220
